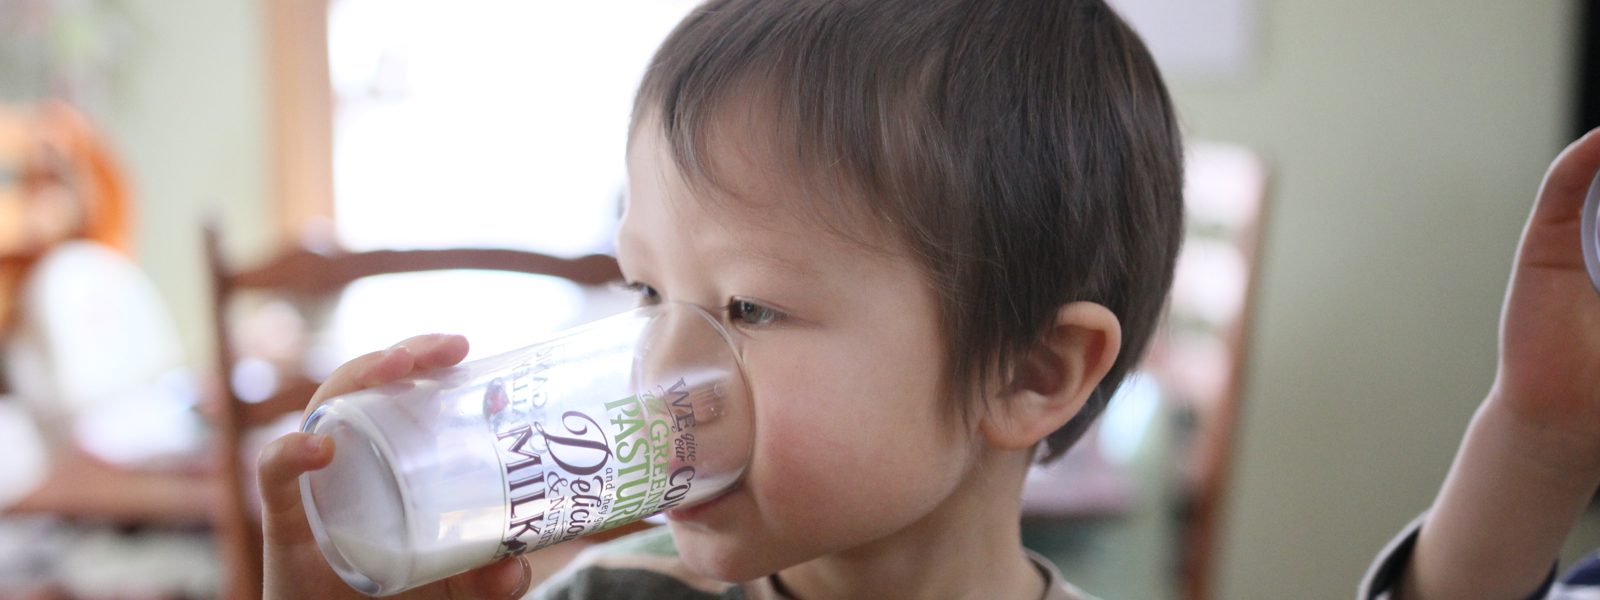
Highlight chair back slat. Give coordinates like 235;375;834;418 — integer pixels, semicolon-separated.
232;248;622;295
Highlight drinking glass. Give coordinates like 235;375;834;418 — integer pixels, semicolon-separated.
298;302;752;595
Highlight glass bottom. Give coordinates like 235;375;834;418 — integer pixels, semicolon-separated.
301;404;411;596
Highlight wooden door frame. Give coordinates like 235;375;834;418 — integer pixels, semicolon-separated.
264;0;334;246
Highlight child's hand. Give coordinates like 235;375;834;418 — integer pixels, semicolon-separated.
257;334;535;600
1491;127;1600;470
1399;129;1600;600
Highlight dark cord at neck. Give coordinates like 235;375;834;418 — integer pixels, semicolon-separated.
768;573;801;600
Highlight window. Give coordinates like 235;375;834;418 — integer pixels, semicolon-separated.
304;1;700;364
328;0;701;255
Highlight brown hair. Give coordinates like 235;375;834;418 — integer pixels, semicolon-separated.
633;0;1183;461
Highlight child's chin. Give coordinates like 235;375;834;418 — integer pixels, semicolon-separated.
670;528;789;583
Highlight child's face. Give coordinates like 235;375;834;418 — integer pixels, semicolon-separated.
616;127;986;581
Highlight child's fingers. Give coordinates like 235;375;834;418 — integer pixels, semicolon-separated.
258;432;335;546
304;345;416;414
444;556;533;600
300;334;469;417
1512;129;1600;273
1533;127;1600;227
400;333;470;370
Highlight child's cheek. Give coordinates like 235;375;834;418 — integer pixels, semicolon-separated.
744;346;863;514
744;338;962;544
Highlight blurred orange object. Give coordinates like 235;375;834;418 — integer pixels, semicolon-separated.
0;100;133;335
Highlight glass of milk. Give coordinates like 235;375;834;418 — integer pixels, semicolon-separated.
298;302;752;596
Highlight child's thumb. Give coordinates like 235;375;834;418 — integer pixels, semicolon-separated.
447;556;534;600
258;432;334;546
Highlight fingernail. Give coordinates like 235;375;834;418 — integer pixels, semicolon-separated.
301;434;330;456
507;556;533;600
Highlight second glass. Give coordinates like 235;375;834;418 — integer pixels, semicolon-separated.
298;302;753;596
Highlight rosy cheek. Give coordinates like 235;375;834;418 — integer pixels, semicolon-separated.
747;352;850;470
742;339;953;521
742;348;856;490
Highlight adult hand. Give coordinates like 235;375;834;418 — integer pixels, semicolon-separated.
257;334;534;600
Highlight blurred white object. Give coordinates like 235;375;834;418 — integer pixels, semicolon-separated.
55;528;219;599
231;357;280;403
6;241;185;418
1106;0;1260;83
4;241;203;467
328;0;699;255
0;401;48;510
323;270;588;365
72;369;206;467
232;300;306;363
1185;141;1269;230
1171;239;1250;325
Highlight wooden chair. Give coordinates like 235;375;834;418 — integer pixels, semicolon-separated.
204;222;629;600
1154;142;1272;600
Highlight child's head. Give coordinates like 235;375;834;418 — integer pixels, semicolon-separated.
616;0;1182;581
631;0;1183;458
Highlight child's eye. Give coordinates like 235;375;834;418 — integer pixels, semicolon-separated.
623;281;661;306
726;298;785;327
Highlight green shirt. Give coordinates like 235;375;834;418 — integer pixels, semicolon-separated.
529;528;1097;600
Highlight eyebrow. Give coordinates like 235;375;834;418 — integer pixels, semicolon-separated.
742;244;823;281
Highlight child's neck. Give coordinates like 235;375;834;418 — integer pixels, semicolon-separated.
774;447;1045;600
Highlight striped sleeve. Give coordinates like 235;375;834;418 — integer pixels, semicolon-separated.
1360;512;1556;600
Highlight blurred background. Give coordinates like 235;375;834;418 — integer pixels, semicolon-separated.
0;0;1589;599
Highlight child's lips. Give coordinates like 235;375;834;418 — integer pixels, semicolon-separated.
664;483;739;521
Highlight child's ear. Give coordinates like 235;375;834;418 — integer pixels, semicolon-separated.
981;302;1122;451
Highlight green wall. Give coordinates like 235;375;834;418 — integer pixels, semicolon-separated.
1174;2;1579;598
98;0;277;364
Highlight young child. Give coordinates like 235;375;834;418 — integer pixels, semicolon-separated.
256;0;1183;598
1359;128;1600;600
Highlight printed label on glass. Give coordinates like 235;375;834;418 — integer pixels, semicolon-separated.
484;348;701;558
